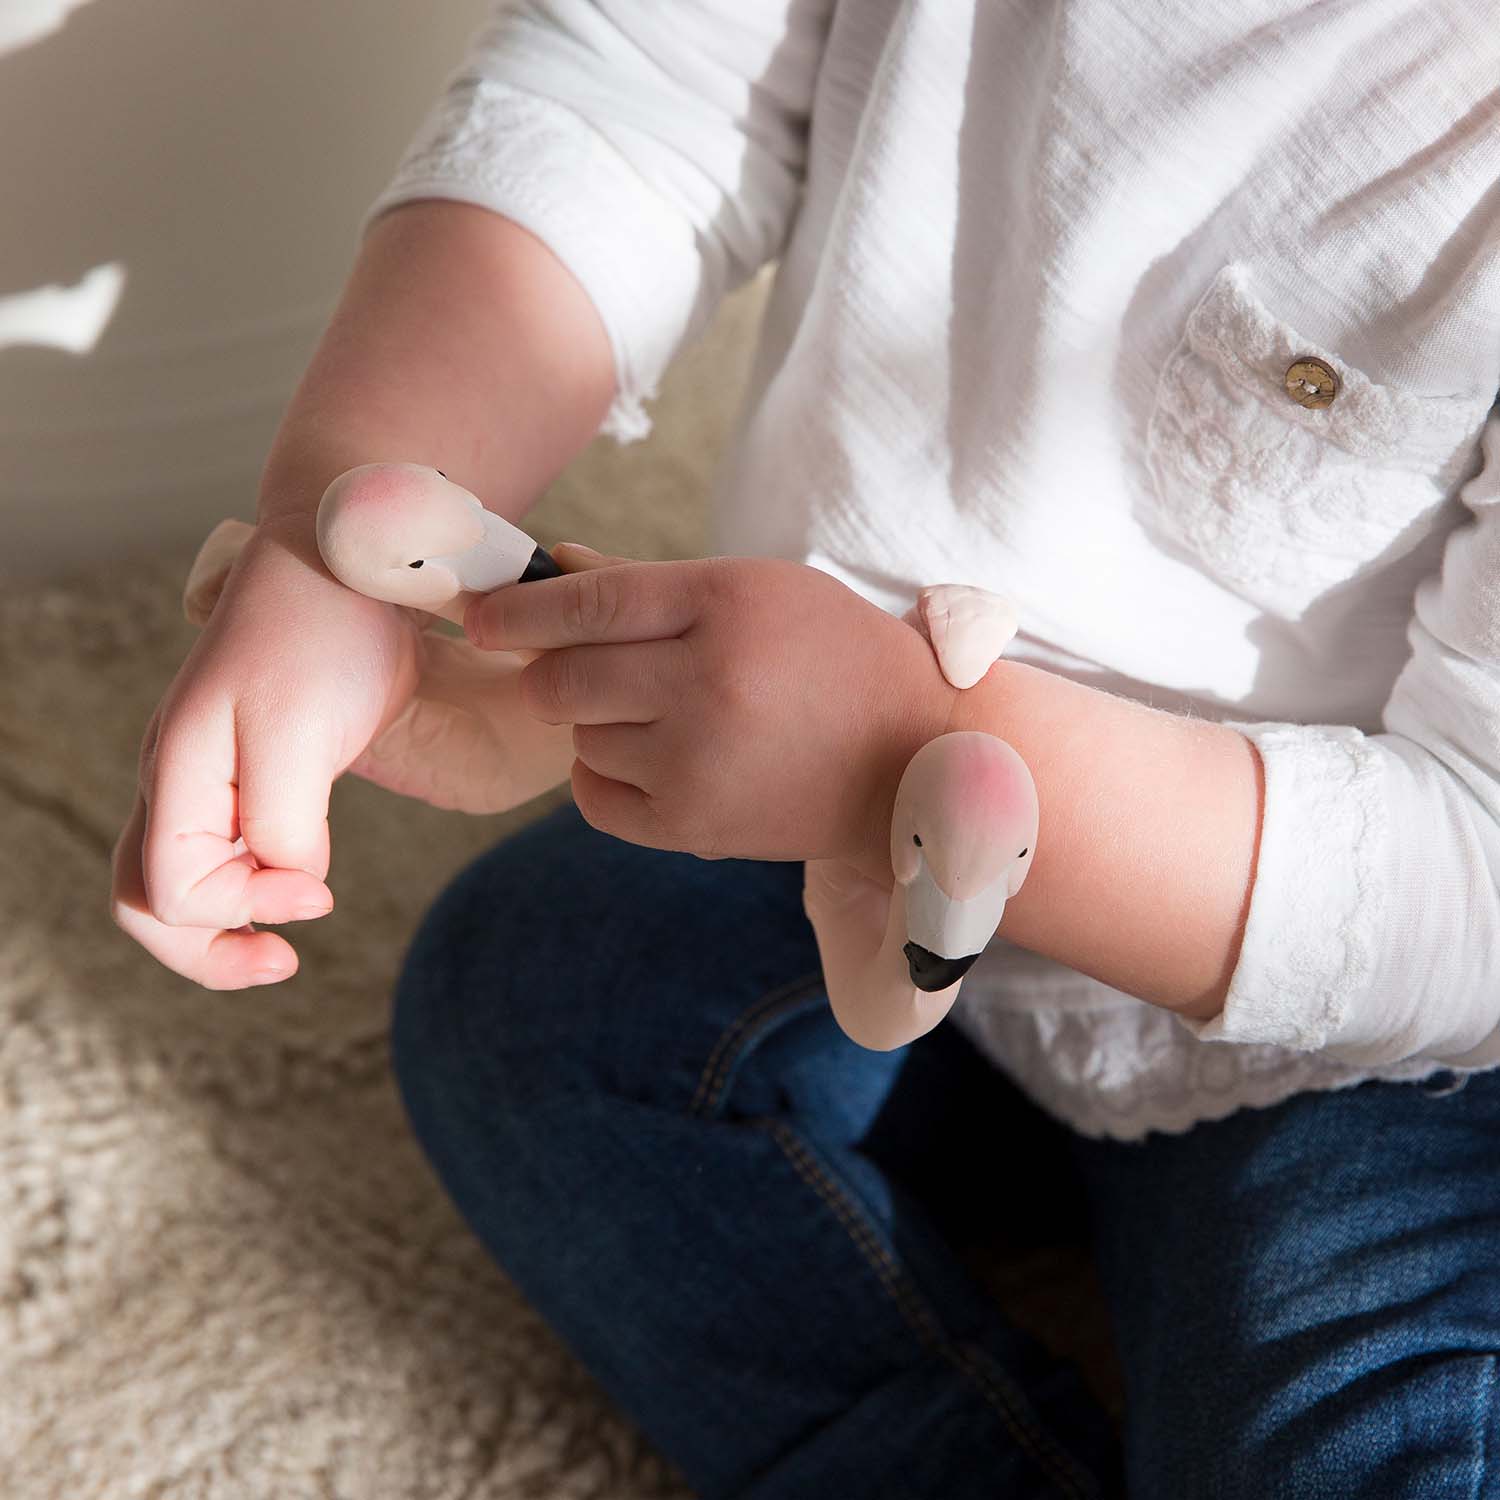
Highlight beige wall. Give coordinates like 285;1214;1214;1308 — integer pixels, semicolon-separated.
0;0;493;580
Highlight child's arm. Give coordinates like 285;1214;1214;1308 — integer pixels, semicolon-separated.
112;0;834;990
256;198;617;535
943;412;1500;1071
111;202;617;989
938;662;1264;1022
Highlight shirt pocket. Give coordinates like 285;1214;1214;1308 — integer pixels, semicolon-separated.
1142;261;1494;619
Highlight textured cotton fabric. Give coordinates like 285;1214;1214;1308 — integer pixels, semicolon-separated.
360;0;1500;1140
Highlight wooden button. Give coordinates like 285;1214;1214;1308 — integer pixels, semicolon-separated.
1284;356;1339;409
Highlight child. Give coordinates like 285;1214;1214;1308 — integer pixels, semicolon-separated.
112;2;1500;1494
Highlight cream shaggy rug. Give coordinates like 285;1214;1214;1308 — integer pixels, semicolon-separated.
0;274;1116;1498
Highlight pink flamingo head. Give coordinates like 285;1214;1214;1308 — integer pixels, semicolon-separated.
316;462;488;613
889;731;1038;992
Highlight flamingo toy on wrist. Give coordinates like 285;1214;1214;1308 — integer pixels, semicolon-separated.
183;463;1038;1052
803;584;1037;1051
315;462;567;622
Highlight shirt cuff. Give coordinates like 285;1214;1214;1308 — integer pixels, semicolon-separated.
358;77;708;445
1173;720;1389;1052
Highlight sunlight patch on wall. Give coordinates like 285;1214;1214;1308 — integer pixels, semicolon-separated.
0;0;100;54
0;262;126;354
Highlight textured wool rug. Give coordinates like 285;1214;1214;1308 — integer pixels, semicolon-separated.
0;275;1117;1498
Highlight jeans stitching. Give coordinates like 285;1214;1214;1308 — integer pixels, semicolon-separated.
1475;1354;1496;1499
689;977;1102;1497
768;1120;1101;1500
689;972;826;1118
772;1121;947;1344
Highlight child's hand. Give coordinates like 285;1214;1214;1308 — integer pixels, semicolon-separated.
110;516;423;988
464;548;959;878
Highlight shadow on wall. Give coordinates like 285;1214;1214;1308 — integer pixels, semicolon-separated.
0;0;491;582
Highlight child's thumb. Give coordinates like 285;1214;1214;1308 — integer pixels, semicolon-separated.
551;541;625;573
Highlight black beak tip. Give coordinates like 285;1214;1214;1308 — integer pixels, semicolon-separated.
902;942;980;994
518;543;565;583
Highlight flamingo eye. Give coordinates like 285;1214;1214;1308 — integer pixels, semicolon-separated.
1018;847;1028;857
913;834;922;847
408;560;425;569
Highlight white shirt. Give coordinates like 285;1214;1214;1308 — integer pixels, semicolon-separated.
360;0;1500;1140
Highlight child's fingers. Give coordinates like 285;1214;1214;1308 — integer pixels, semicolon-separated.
551;541;618;572
111;791;301;988
156;855;334;930
466;549;695;652
142;707;333;929
234;717;335;882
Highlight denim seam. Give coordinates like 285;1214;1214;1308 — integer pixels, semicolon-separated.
690;975;1101;1497
1475;1353;1496;1499
689;973;827;1118
767;1119;1101;1500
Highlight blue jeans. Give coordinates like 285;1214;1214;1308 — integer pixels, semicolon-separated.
391;802;1500;1499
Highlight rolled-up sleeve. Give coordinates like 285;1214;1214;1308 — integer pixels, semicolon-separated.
359;0;832;442
1178;401;1500;1070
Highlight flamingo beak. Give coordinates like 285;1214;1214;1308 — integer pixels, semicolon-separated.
901;861;1009;993
902;942;980;993
424;502;564;592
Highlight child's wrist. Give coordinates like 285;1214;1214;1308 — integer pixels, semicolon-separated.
844;640;962;887
254;431;408;530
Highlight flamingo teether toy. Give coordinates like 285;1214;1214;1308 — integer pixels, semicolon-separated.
184;463;1038;1052
803;585;1037;1051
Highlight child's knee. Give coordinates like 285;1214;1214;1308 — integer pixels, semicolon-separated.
388;802;821;1132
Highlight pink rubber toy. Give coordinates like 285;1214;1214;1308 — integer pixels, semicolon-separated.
184;463;1038;1052
803;585;1037;1050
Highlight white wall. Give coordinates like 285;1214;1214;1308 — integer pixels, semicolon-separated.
0;0;493;580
